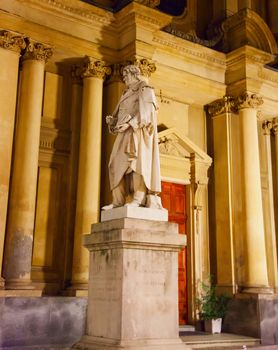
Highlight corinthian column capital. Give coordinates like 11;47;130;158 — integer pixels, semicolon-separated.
272;117;278;135
23;39;53;62
79;56;111;79
134;58;156;77
206;95;235;117
234;92;264;111
262;120;273;135
0;30;26;53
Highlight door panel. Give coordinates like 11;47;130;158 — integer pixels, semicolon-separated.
161;182;188;325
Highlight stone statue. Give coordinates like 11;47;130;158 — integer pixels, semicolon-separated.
102;64;163;210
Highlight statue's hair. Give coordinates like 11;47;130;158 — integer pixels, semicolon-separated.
123;64;141;78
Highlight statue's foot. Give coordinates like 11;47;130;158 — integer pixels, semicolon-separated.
101;203;115;210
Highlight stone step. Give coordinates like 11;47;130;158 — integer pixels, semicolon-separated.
180;332;260;349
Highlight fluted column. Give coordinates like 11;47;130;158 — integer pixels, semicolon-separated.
71;57;111;293
0;30;26;288
3;39;53;289
235;92;269;292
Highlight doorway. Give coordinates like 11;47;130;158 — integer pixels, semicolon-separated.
161;181;188;325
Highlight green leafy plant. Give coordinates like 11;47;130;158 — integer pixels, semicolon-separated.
197;276;229;320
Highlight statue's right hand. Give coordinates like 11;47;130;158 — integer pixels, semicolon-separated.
106;115;114;125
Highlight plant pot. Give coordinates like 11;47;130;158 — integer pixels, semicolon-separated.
204;318;222;333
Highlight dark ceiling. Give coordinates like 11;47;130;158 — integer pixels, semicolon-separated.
80;0;187;15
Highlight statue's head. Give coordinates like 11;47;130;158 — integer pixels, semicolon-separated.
122;65;141;86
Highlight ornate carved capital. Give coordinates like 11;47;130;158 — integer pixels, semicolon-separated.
206;95;235;117
23;39;53;62
79;56;111;79
135;58;156;77
233;92;264;111
134;0;160;8
262;120;273;135
106;63;124;84
0;30;26;53
123;58;156;78
272;117;278;135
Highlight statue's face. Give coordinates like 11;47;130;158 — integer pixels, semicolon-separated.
123;70;138;86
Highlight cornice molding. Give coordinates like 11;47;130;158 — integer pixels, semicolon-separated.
20;0;113;25
135;0;160;8
152;33;226;67
258;67;278;84
23;39;53;62
0;30;26;53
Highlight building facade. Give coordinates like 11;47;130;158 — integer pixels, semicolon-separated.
0;0;278;347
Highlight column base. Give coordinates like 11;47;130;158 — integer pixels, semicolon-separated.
223;292;278;345
66;283;88;297
72;336;192;350
0;277;4;289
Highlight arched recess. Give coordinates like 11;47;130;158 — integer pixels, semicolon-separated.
222;7;278;54
158;128;212;322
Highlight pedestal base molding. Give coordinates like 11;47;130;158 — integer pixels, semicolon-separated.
73;336;190;350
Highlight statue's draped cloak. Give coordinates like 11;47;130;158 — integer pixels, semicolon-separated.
108;80;161;193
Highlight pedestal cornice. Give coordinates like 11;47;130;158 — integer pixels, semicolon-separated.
0;30;26;53
23;39;53;62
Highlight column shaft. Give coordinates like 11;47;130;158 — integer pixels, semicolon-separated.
0;31;25;288
239;106;269;289
3;41;52;289
71;57;110;292
262;121;278;289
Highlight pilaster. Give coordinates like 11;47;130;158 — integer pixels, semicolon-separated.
0;29;26;289
3;38;53;291
206;96;237;295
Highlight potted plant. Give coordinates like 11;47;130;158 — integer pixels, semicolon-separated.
197;276;229;334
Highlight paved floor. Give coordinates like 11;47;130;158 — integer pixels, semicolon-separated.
180;332;278;349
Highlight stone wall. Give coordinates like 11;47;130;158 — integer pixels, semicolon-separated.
0;297;87;349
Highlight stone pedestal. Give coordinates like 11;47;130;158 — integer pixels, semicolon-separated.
72;215;191;350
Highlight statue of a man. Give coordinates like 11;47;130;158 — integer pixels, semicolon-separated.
102;65;163;210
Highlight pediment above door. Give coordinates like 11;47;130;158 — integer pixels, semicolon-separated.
158;127;212;184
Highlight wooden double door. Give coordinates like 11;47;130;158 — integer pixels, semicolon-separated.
161;182;188;325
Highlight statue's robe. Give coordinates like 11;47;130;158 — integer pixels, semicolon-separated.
108;80;161;193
